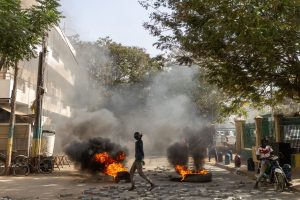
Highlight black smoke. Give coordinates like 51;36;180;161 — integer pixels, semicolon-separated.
167;142;189;167
187;134;206;170
185;127;210;170
167;126;213;170
64;137;128;174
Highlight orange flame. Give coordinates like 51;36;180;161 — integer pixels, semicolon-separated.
176;165;209;181
106;162;127;178
115;151;126;162
94;152;128;178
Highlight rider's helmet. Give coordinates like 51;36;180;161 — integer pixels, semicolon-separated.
134;132;142;140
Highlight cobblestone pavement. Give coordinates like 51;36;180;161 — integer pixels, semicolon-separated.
0;157;299;200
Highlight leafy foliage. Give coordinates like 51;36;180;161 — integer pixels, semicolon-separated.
140;0;300;115
0;0;62;168
0;0;62;69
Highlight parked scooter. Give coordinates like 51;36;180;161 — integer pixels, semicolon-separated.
258;155;291;192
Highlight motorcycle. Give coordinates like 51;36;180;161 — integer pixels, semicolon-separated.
258;155;291;192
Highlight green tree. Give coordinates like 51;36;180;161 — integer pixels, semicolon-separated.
97;37;162;84
140;0;300;116
0;0;62;172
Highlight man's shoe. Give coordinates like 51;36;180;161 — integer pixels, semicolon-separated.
149;184;157;191
128;186;136;191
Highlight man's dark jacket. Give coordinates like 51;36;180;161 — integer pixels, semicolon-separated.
135;139;144;161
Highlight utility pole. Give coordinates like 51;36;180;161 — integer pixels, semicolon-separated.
32;33;47;162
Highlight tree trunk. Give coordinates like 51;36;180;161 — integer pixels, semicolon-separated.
5;61;19;175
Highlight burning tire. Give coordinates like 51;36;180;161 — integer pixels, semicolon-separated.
174;165;212;182
183;172;212;182
114;171;130;183
171;171;212;182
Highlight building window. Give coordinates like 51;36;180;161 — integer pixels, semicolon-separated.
17;79;26;92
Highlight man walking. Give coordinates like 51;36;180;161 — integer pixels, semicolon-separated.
129;132;156;191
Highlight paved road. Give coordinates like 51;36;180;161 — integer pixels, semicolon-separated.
0;158;298;200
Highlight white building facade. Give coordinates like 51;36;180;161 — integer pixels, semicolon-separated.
0;0;78;129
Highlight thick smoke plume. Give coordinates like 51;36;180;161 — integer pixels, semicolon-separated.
64;137;127;173
53;40;215;161
167;126;212;170
188;135;206;170
167;142;189;166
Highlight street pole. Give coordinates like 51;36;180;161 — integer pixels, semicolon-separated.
32;33;47;162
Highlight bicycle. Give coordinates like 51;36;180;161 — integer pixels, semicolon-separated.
30;156;54;174
0;151;30;176
0;153;5;175
0;152;54;176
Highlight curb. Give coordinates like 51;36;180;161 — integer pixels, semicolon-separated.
210;163;300;192
213;163;256;180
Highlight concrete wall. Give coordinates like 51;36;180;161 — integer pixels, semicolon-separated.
0;123;31;156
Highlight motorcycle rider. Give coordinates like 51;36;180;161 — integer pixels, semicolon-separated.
254;138;273;189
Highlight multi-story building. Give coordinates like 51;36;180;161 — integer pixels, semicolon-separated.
0;26;78;125
0;0;78;141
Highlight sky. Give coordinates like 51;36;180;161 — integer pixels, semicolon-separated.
59;0;162;56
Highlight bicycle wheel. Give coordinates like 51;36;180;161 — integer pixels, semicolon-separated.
39;158;53;173
0;158;6;175
274;172;285;192
13;155;30;176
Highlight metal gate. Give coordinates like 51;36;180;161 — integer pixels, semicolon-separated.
243;123;256;148
281;117;300;154
261;114;274;142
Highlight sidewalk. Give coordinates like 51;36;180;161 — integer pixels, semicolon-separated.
208;159;300;192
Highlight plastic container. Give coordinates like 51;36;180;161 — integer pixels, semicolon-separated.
41;130;55;157
225;153;230;165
